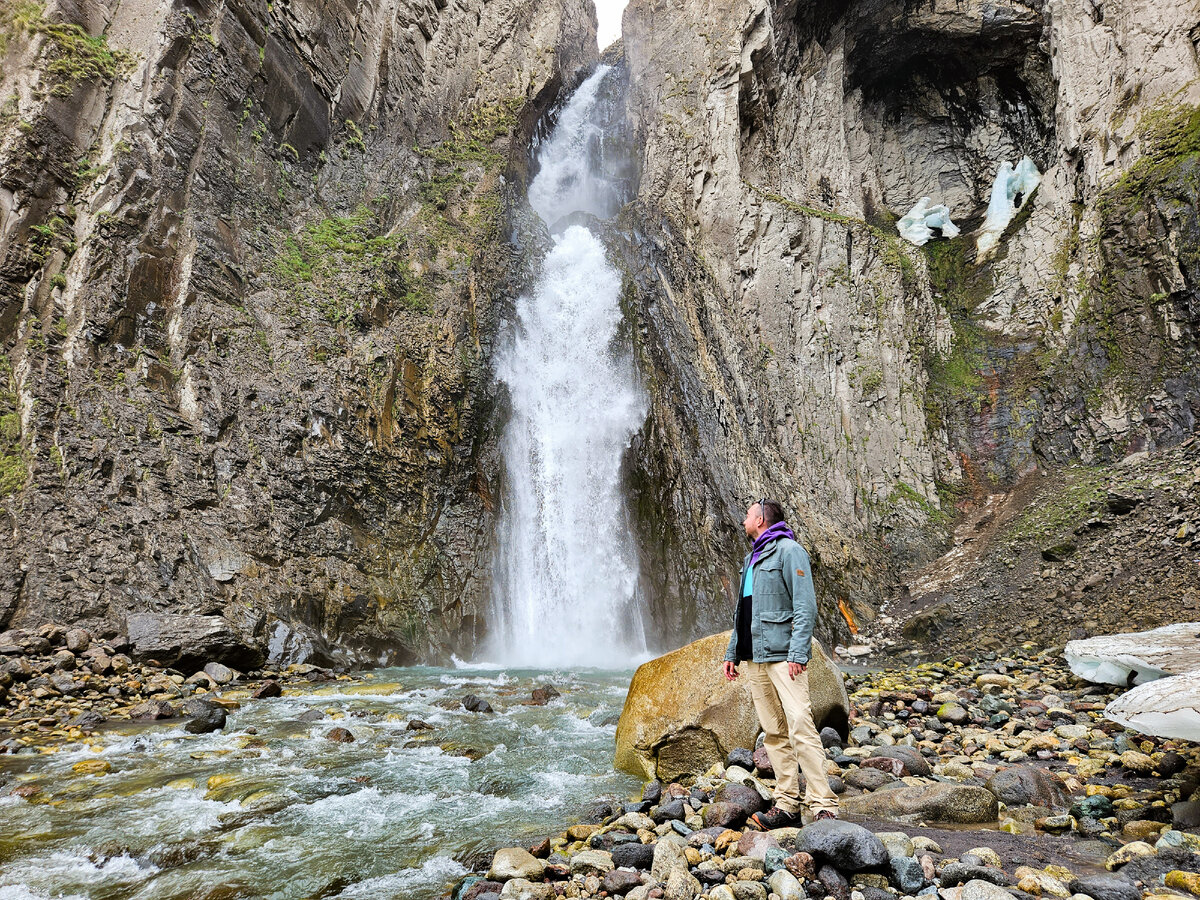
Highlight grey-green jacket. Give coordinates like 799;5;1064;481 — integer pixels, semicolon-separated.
724;537;818;665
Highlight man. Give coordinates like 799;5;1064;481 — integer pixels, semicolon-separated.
723;498;838;828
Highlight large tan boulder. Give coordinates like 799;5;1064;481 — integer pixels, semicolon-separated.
614;631;849;781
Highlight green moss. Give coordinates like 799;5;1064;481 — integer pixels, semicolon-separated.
746;182;917;285
1004;465;1108;547
887;481;948;524
3;3;134;97
1101;102;1200;212
273;204;428;324
0;358;27;498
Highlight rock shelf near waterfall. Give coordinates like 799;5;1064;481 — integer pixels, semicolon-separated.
457;649;1199;900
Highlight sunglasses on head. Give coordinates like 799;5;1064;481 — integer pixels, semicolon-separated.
759;498;770;521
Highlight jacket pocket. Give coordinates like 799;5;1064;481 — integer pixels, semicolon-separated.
760;609;793;654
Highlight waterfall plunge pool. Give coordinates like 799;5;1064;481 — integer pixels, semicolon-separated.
0;667;640;900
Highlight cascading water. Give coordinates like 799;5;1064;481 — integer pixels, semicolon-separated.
490;65;648;668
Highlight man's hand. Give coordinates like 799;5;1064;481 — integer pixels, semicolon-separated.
788;661;806;680
723;661;738;681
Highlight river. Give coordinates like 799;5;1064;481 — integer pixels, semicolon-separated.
0;667;640;900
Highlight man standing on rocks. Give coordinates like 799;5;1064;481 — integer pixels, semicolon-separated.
722;498;839;827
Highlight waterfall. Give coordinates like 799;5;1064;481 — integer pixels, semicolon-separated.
490;66;648;668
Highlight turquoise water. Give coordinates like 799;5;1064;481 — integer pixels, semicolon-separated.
0;666;641;900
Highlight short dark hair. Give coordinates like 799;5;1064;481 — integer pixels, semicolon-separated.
759;498;784;526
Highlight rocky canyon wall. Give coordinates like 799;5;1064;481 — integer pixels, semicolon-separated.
617;0;1200;649
0;0;597;664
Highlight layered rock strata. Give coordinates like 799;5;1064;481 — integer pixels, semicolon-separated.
615;0;1200;646
0;0;596;662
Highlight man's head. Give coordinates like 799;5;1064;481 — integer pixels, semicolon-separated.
743;498;784;540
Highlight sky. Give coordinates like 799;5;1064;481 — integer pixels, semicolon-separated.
594;0;629;49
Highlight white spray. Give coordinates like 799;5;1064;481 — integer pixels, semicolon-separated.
490;66;648;668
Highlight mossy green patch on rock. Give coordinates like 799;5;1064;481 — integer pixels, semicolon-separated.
0;358;27;498
1003;465;1108;548
273;203;428;324
2;2;134;97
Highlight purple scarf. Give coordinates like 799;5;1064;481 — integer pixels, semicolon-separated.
750;521;796;567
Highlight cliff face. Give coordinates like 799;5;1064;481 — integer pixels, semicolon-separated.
3;0;1197;665
0;0;596;663
617;0;1200;648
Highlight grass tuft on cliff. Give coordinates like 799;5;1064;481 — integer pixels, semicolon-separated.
1;1;134;96
273;204;428;324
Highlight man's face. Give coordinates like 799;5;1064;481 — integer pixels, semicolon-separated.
743;503;764;540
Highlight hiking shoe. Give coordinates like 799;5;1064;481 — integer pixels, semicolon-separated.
748;806;801;830
815;809;838;821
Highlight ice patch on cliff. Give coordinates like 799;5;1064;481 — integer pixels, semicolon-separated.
1064;622;1200;685
896;197;960;246
976;156;1041;258
1104;669;1200;742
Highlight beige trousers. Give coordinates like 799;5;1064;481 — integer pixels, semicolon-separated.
740;660;838;815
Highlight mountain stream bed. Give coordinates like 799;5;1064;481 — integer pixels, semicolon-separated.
0;667;640;900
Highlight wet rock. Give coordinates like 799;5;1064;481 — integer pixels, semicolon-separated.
940;864;1015;887
612;842;654;870
130;700;176;720
890;855;924;892
841;782;998;824
796;820;889;872
529;684;560;705
72;759;113;776
184;704;227;734
325;727;355;743
252;681;282;699
985;766;1071;809
653;798;687;823
817;863;850;900
463;694;494;713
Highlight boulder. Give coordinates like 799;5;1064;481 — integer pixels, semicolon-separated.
796;820;889;872
840;783;998;824
868;746;932;777
184;704;227;734
602;870;643;896
612;842;655;870
489;848;545;882
203;662;236;685
125;613;263;671
985;766;1072;809
615;632;849;780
